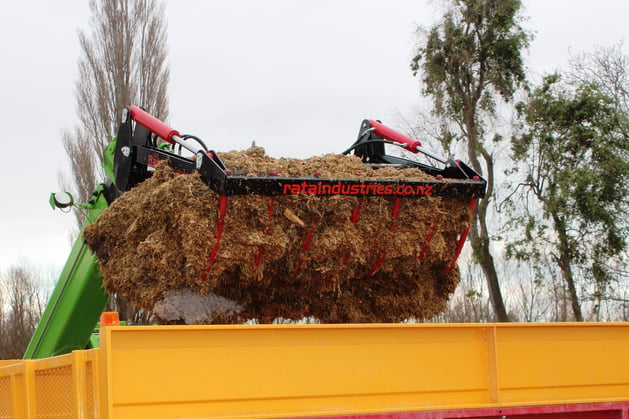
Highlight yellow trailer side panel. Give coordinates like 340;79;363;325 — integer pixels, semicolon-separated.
99;323;629;418
1;322;628;418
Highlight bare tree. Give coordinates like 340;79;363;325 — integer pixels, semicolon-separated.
0;263;49;359
569;43;629;115
430;266;495;323
60;0;170;324
61;0;170;226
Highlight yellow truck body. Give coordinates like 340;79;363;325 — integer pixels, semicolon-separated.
1;322;628;418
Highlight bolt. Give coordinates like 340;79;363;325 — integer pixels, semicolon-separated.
121;146;130;157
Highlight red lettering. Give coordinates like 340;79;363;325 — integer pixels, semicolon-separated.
281;181;433;196
148;153;160;168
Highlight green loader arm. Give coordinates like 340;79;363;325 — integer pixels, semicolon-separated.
23;185;111;359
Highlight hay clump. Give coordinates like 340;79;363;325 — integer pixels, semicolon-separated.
84;148;472;324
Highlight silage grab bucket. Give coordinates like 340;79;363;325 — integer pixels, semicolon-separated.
85;106;489;322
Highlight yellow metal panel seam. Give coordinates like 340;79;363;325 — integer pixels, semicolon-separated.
22;361;35;419
73;350;87;419
9;369;19;419
484;325;500;404
8;363;26;419
99;327;113;419
88;349;102;419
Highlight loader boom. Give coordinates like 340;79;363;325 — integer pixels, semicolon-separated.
23;185;111;359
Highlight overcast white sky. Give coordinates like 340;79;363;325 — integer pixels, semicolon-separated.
1;0;628;274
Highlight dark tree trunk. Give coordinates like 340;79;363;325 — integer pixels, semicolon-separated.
552;213;583;321
470;213;510;322
466;115;510;322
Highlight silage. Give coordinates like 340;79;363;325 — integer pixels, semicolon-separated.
84;148;471;323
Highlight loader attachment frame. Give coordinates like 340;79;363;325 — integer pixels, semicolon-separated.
115;106;486;199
